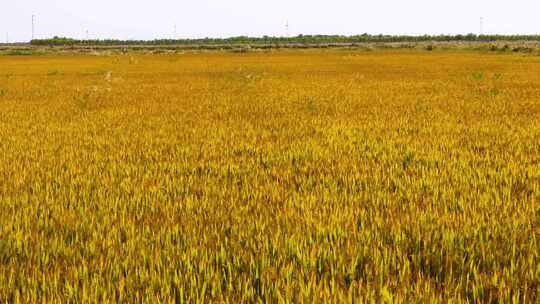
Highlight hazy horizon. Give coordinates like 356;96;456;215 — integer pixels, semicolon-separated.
1;0;539;43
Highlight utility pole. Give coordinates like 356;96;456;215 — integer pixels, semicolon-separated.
286;20;289;37
174;24;177;39
480;17;484;36
32;14;36;41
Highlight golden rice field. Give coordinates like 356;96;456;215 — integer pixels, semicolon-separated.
0;48;539;303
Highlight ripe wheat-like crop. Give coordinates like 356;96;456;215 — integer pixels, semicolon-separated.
0;49;539;303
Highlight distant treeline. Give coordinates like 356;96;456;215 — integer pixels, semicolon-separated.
30;34;540;46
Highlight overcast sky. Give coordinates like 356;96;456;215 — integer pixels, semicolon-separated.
1;0;539;42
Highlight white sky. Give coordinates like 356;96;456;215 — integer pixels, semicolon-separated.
1;0;539;42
